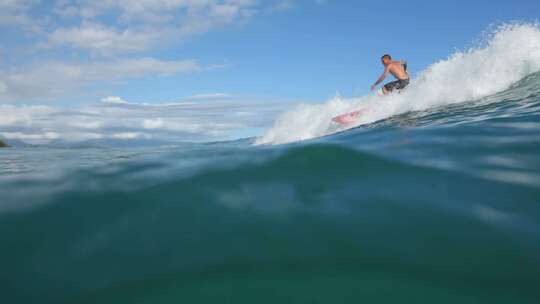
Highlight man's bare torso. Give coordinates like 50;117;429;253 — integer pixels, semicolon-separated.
371;56;410;94
387;61;409;80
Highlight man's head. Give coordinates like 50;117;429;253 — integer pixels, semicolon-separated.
381;54;392;66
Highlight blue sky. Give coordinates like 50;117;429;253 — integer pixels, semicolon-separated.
0;0;539;143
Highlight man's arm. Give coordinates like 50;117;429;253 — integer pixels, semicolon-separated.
371;67;389;91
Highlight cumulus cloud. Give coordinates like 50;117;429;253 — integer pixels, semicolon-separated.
0;1;299;103
46;23;160;55
46;0;259;56
0;104;56;128
0;131;60;141
0;0;304;142
0;58;205;102
0;95;291;144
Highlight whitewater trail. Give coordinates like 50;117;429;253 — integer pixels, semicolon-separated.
256;23;540;145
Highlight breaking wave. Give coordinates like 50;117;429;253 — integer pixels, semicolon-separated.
257;23;540;145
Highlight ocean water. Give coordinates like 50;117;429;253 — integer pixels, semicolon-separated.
2;24;540;303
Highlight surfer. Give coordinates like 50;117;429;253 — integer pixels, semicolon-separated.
332;54;410;125
371;54;409;95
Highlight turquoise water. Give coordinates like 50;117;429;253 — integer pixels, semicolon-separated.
1;73;540;303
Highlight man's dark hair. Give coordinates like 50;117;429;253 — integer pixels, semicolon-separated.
381;54;392;60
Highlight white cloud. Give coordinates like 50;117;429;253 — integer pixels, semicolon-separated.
111;132;148;139
0;104;56;126
0;131;60;141
46;0;260;56
101;96;128;104
46;23;160;55
70;120;102;129
0;58;205;101
143;118;165;129
0;95;292;144
0;0;303;106
54;0;257;22
0;0;301;109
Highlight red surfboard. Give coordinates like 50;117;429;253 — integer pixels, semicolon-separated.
332;110;364;125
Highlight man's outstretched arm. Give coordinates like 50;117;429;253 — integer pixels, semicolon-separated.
371;68;389;91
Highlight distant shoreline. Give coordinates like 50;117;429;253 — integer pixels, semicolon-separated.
0;139;9;148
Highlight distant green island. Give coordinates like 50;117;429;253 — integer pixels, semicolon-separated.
0;139;9;148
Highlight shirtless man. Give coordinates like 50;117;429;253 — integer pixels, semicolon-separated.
371;54;409;95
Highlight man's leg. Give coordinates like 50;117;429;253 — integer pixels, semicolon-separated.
383;80;398;95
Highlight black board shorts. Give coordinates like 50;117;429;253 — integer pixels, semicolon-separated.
384;78;410;92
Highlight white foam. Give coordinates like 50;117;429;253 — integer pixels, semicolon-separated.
256;23;540;145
